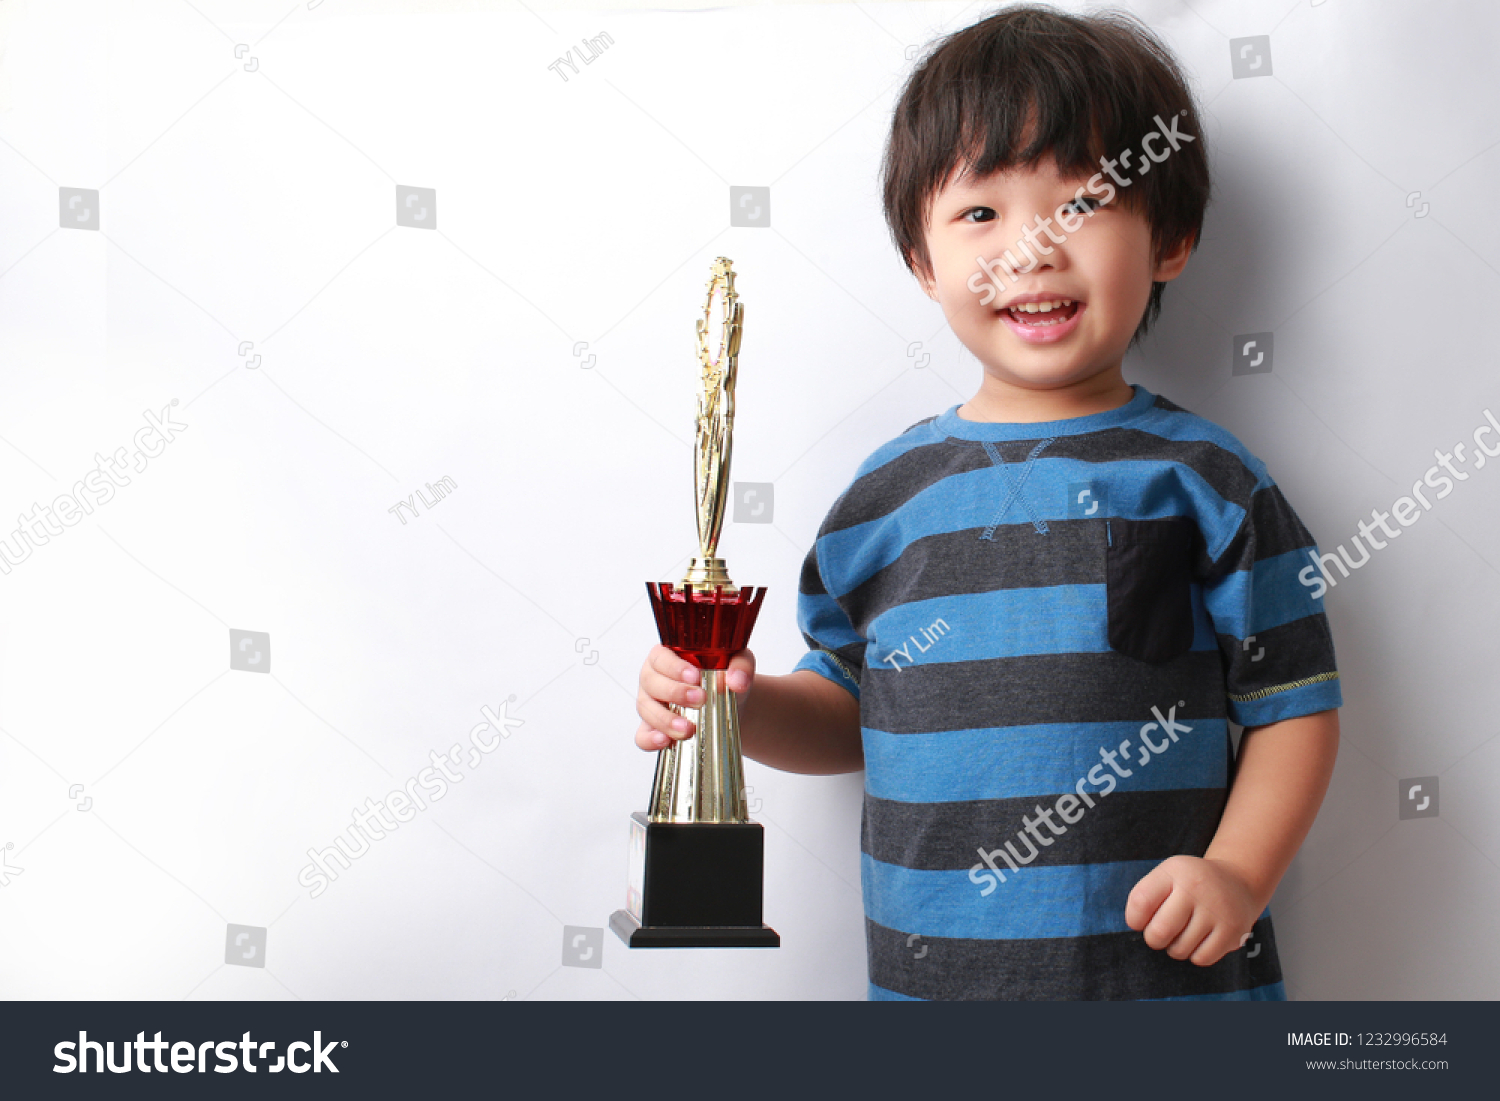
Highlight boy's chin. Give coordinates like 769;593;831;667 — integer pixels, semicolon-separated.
979;361;1117;390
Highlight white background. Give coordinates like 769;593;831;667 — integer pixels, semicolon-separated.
0;0;1496;1001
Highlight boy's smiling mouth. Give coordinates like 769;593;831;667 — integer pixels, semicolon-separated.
996;292;1085;344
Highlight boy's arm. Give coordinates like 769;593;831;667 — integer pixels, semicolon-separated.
1125;708;1339;966
1203;708;1341;911
737;669;863;776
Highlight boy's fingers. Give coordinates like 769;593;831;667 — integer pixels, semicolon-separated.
651;644;700;685
1123;866;1173;931
1188;925;1240;969
634;721;674;751
1164;909;1213;962
635;692;695;742
642;667;708;709
1140;888;1194;952
726;649;757;693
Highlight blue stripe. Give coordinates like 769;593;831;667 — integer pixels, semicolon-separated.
797;590;866;652
863;854;1160;939
867;583;1220;666
818;456;1250;598
1203;547;1330;638
1230;678;1342;729
1142;980;1287;1001
862;718;1229;802
792;649;860;699
874;979;1288;1002
849;421;947;482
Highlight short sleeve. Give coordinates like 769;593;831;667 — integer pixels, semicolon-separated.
791;540;865;701
1198;479;1343;727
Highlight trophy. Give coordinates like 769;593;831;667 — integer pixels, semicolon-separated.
609;257;780;949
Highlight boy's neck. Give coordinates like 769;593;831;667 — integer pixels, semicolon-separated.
956;367;1135;425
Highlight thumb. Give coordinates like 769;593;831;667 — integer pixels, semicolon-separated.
725;649;756;693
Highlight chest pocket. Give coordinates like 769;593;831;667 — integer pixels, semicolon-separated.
1105;517;1197;664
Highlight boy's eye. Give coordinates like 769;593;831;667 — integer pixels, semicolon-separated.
961;207;996;223
1063;196;1102;215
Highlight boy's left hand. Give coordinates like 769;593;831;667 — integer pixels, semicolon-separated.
1124;855;1262;967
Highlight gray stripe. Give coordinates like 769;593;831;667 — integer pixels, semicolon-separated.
1211;484;1321;570
1216;615;1338;703
861;650;1227;735
841;520;1107;637
868;914;1284;1000
862;788;1227;871
824;427;1262;536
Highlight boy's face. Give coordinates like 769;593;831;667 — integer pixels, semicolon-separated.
918;152;1191;391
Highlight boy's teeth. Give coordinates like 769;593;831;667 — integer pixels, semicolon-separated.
1004;298;1079;326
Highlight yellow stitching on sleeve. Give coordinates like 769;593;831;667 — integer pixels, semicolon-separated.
1227;671;1339;703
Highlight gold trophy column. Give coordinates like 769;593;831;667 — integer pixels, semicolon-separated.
648;256;750;825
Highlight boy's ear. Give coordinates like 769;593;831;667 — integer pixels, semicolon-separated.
1152;231;1196;284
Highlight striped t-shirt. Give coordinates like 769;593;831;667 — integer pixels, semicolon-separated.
792;384;1341;1001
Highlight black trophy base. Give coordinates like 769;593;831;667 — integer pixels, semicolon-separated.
612;811;780;949
609;909;779;948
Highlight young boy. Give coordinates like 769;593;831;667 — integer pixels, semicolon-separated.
634;4;1340;1001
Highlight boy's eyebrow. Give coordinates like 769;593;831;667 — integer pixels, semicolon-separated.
936;169;1094;199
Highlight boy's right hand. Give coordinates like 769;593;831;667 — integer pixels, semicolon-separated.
634;643;756;751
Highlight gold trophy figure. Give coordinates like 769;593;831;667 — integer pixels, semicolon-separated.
610;258;779;948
